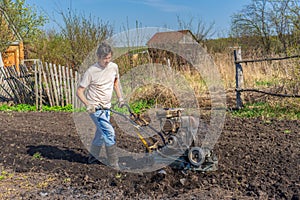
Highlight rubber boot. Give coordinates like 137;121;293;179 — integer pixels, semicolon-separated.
88;144;101;164
105;145;120;170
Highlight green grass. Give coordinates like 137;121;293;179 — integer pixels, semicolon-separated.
2;100;299;121
130;99;155;114
112;99;155;114
0;100;154;114
0;104;74;112
231;102;300;120
0;170;13;181
32;152;43;160
255;80;274;87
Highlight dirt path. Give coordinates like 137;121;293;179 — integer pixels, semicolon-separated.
0;111;299;199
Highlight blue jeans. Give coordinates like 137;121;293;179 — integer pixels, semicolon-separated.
90;110;116;147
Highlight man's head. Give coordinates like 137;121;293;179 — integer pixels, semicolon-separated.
97;42;113;67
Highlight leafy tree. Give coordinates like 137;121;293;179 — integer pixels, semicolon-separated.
0;0;48;43
57;9;113;69
0;7;12;53
32;8;113;69
31;29;69;65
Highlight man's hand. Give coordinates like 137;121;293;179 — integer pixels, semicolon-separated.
118;98;125;108
86;104;96;113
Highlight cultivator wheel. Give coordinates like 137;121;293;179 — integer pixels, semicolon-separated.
188;147;205;167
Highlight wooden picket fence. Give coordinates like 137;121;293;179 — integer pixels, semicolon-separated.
0;62;81;110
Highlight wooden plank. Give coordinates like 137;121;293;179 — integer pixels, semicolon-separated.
45;62;55;106
4;66;21;103
10;65;32;104
53;64;60;104
62;65;68;105
66;67;71;105
34;64;38;110
38;62;43;110
0;66;14;100
58;64;64;106
40;61;52;106
76;73;82;109
74;71;78;109
49;63;59;106
5;66;21;102
19;65;35;93
70;68;75;108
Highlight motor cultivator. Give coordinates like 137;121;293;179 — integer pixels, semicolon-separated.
112;105;218;172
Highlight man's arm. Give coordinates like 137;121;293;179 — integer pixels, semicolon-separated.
114;77;125;108
114;77;123;100
77;86;89;106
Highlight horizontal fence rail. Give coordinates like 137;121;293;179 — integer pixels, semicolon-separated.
235;54;300;64
234;48;300;109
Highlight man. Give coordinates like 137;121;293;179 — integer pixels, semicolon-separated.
77;42;124;170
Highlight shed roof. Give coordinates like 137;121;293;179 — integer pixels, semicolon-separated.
146;30;198;46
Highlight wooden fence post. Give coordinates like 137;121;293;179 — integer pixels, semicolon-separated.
34;63;38;110
38;62;42;110
234;48;243;109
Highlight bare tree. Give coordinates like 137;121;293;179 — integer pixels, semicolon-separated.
288;0;300;53
231;0;273;53
231;0;300;54
269;0;299;54
176;15;215;42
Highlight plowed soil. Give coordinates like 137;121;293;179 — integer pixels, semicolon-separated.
0;111;299;199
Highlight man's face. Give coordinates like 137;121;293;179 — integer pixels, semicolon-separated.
98;52;112;67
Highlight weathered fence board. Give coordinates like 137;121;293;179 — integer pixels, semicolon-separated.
41;62;52;106
58;64;63;106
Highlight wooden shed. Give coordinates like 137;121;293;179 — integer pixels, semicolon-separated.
0;8;24;69
146;30;199;68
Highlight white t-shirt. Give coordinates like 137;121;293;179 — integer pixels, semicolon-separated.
79;62;119;108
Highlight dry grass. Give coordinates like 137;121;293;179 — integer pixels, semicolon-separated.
213;51;300;107
115;50;300;108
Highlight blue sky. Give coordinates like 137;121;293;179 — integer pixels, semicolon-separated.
26;0;252;38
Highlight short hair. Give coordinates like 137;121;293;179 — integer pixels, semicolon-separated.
96;42;113;58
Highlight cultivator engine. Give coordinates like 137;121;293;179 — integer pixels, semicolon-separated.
122;106;218;172
154;108;217;171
